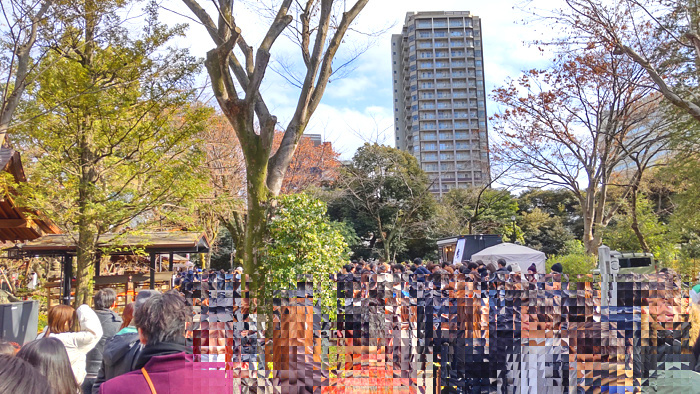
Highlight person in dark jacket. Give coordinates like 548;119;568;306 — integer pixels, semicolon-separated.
91;290;159;394
100;291;194;394
83;288;122;393
414;257;430;283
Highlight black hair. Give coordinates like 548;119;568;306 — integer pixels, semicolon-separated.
16;338;78;394
391;264;405;273
93;288;117;310
0;354;51;394
467;262;478;270
475;260;484;267
134;290;192;345
497;259;507;268
343;264;354;273
413;257;423;265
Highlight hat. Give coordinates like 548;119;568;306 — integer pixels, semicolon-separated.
551;263;563;273
528;264;537;273
235;266;243;272
134;290;160;311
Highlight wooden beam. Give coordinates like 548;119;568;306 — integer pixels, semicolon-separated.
0;219;32;228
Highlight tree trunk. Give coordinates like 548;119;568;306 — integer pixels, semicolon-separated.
581;202;598;255
239;134;272;309
74;222;97;306
222;217;245;269
629;188;651;253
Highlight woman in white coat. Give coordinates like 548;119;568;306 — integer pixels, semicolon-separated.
38;303;103;385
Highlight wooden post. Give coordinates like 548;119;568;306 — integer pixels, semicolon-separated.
149;253;156;290
62;254;73;306
95;253;101;277
168;252;174;272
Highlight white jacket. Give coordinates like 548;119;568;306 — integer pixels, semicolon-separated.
38;304;103;384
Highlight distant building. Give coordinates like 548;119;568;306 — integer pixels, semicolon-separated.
392;11;491;197
304;133;323;147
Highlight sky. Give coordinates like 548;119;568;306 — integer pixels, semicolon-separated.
158;0;561;159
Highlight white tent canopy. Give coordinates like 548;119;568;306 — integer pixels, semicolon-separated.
470;242;546;274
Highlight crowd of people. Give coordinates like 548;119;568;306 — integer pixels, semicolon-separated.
0;257;699;393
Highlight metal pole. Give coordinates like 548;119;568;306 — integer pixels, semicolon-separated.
599;245;611;307
62;254;73;306
168;252;174;272
149;253;156;290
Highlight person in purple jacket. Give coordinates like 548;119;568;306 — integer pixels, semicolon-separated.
100;291;220;394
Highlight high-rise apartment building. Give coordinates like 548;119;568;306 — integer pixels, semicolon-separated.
391;11;491;196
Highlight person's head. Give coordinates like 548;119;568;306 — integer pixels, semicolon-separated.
0;341;18;356
476;260;485;268
413;257;423;266
392;264;405;275
497;259;507;269
0;355;51;394
119;302;135;331
46;305;77;335
343;264;354;274
550;262;563;274
527;263;537;275
134;290;192;346
467;262;478;272
16;338;79;394
93;288;117;310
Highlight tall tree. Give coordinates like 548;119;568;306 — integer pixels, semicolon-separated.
432;187;519;238
181;0;370;292
0;0;53;146
193;114;343;269
549;0;700;123
329;144;436;261
492;47;671;254
14;1;208;305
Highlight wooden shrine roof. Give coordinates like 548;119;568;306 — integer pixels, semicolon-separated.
0;148;61;242
14;231;210;256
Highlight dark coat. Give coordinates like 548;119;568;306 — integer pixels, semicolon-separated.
86;309;123;376
91;330;141;394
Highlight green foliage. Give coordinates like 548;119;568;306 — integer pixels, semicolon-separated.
433;188;518;239
14;1;208;238
546;240;597;275
517;207;574;255
603;196;667;253
210;230;235;271
327;144;435;261
517;188;582;242
265;194;349;320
